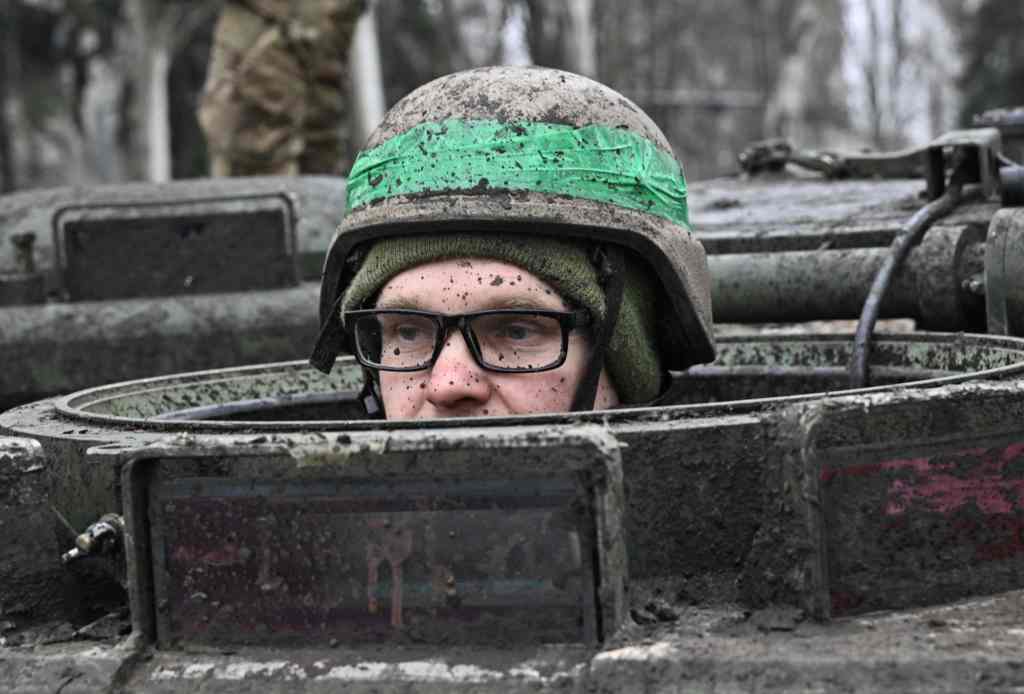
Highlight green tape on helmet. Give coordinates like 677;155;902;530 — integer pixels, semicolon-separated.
345;119;691;230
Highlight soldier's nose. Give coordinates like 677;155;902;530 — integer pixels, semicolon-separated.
425;332;492;410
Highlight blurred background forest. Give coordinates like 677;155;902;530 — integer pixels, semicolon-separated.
0;0;1021;193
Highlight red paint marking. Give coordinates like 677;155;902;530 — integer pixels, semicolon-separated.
366;518;413;628
825;442;1024;566
823;442;1024;516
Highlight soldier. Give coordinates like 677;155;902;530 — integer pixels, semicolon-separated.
310;66;715;419
198;0;366;176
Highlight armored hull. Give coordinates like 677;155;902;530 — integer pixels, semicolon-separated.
5;162;1024;691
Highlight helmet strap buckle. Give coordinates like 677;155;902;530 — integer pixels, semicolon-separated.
359;371;385;419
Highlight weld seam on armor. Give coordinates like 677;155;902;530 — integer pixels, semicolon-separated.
345;119;691;230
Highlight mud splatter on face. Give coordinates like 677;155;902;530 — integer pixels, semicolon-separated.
374;258;619;419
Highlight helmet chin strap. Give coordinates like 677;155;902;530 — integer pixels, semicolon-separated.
359;373;385;419
571;246;625;412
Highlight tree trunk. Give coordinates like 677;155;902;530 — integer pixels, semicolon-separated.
145;44;173;182
567;0;596;76
351;4;386;144
524;1;570;70
888;0;906;146
864;0;884;148
80;55;130;182
763;0;847;146
124;0;175;182
0;2;16;192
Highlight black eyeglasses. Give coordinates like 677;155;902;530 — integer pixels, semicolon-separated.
344;308;593;373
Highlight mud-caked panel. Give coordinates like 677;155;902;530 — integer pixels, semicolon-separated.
122;428;625;648
807;383;1024;615
57;197;298;301
0;436;65;622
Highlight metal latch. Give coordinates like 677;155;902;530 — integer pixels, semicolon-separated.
924;128;1001;200
736;127;1009;203
61;513;125;565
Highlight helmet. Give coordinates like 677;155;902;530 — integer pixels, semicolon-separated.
311;66;715;406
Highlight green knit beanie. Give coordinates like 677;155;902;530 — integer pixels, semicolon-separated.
341;233;663;403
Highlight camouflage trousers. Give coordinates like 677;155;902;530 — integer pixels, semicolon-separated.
198;0;364;176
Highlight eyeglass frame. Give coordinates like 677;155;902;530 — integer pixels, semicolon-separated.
343;308;594;374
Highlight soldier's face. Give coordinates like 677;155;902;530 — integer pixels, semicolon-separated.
374;258;619;419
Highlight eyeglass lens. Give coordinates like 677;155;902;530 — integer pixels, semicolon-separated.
353;312;567;371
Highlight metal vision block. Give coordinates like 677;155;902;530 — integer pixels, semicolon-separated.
121;427;625;648
54;194;298;301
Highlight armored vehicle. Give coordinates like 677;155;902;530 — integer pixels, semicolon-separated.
0;176;345;411
4;111;1024;692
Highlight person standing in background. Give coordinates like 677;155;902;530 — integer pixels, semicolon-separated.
198;0;366;176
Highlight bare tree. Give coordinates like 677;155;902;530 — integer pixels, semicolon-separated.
122;0;218;182
846;0;961;148
888;0;910;143
763;0;847;147
567;0;596;76
351;3;386;142
0;2;16;192
862;0;885;147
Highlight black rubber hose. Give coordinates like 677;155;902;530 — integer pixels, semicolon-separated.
849;158;972;388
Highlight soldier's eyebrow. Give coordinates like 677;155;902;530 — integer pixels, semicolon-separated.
374;294;430;310
479;296;567;310
375;294;568;311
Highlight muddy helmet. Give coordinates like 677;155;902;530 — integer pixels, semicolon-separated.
311;66;715;409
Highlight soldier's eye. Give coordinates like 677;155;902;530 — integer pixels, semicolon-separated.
497;323;534;341
397;325;422;341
